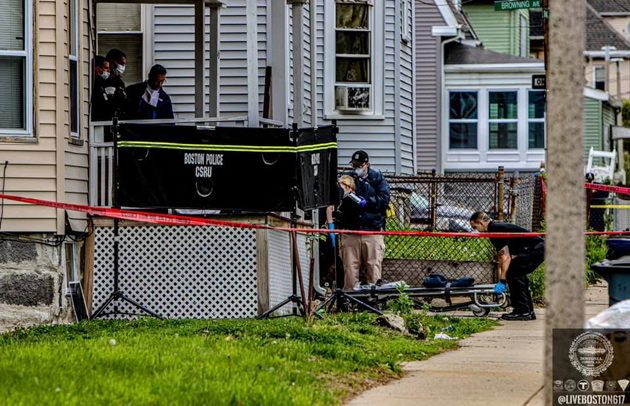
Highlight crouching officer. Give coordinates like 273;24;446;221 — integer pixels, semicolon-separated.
469;212;544;321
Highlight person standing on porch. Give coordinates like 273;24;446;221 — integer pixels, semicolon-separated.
125;64;174;120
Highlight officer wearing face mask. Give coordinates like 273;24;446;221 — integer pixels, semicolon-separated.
90;55;111;122
335;151;391;291
103;49;128;118
125;64;174;120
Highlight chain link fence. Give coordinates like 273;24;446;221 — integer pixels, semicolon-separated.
381;170;539;287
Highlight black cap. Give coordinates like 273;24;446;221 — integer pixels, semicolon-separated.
350;150;369;164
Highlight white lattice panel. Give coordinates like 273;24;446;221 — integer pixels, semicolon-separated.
268;230;310;315
93;225;258;319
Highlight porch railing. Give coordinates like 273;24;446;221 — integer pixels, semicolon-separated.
88;116;283;207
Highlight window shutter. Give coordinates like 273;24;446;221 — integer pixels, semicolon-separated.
97;3;141;32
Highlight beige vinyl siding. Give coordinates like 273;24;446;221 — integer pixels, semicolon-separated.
0;0;58;232
0;0;90;233
64;0;90;230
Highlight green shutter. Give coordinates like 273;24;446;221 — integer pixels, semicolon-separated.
583;97;603;162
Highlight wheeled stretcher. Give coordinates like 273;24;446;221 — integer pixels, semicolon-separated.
318;284;508;317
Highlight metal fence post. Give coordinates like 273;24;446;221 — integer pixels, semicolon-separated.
497;166;505;221
509;175;519;224
430;169;437;230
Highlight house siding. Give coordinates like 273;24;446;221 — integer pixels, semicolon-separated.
0;0;59;232
315;0;413;174
414;1;446;172
152;1;268;118
463;5;527;57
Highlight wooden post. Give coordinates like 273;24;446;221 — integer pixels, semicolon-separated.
509;176;518;224
194;0;205;118
246;0;260;127
263;66;273;120
209;4;221;118
545;0;586;403
497;166;505;221
289;0;307;127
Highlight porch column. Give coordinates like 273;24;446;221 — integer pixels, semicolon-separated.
208;3;222;118
288;0;307;127
270;0;289;125
194;0;206;118
246;0;260;127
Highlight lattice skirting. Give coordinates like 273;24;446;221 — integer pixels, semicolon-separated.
92;224;310;319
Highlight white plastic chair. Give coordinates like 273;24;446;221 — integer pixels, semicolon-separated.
586;147;616;183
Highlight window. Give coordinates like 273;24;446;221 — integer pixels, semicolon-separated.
334;0;372;111
528;91;546;149
594;66;606;91
64;242;79;294
97;3;144;86
520;15;527;57
0;0;32;135
489;91;518;149
449;91;478;149
69;0;80;138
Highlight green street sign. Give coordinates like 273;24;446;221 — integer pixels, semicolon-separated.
494;0;542;11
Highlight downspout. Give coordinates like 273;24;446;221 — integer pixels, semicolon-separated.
439;31;462;174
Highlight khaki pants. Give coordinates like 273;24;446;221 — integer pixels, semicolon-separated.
340;234;385;290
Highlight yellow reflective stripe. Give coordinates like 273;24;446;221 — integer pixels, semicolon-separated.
591;205;630;209
118;141;337;153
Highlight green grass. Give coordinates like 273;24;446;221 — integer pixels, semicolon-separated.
384;235;495;261
0;314;497;406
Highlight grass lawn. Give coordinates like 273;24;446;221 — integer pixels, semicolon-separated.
0;314;497;406
385;235;495;262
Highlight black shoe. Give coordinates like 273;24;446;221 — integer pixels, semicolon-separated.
501;311;534;321
530;311;536;320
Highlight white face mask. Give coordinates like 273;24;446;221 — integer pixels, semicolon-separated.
115;64;126;76
354;167;366;177
100;71;110;80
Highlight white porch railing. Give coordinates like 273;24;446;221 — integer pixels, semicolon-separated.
88;116;283;207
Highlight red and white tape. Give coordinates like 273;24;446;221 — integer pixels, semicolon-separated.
0;193;628;238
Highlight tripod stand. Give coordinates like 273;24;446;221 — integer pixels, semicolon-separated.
258;216;323;320
91;119;163;320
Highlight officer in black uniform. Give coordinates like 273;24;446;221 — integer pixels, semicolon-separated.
469;211;544;321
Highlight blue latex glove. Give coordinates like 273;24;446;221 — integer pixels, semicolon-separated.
357;196;367;209
494;281;506;295
328;222;336;247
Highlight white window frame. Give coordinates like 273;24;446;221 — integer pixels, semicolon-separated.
0;0;33;137
64;242;79;294
447;90;479;151
520;14;527;57
324;0;384;120
527;90;546;150
593;66;606;91
69;0;80;139
96;4;152;86
488;90;519;150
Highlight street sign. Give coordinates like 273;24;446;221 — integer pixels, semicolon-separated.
494;0;542;11
532;74;546;90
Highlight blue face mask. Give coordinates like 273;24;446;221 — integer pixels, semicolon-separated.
355;167;366;177
100;71;110;80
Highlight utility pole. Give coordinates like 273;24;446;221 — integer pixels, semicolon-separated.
545;0;586;405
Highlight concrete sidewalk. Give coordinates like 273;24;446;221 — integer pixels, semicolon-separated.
347;284;609;406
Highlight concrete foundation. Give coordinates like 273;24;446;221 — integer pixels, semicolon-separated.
0;237;76;332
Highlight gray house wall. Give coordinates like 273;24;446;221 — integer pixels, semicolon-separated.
415;1;447;172
151;0;413;174
152;1;268;118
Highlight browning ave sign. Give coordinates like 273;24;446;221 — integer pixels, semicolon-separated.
494;0;542;11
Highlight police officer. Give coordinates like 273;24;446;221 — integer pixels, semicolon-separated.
469;211;544;321
336;151;391;290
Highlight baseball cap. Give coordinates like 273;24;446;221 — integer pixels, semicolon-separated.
350;150;369;164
